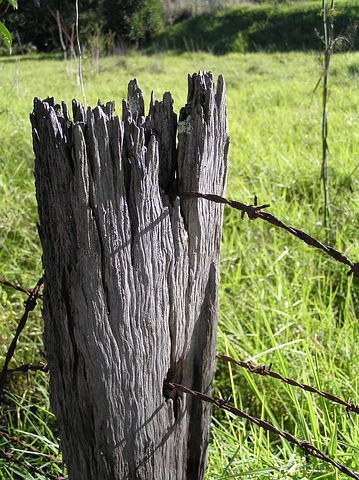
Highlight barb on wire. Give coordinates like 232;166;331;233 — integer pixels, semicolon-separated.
180;192;358;280
166;381;359;480
0;276;44;398
0;447;64;480
0;276;43;299
0;430;61;465
7;363;49;375
0;277;32;297
218;354;359;415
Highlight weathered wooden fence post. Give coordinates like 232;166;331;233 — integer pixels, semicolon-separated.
31;72;229;480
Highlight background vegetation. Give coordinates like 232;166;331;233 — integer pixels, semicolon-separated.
0;0;358;479
2;0;163;53
156;1;359;53
2;0;359;55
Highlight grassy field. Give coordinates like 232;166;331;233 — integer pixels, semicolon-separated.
0;50;358;479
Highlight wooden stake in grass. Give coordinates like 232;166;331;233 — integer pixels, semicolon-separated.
31;73;229;480
75;0;86;104
320;0;335;234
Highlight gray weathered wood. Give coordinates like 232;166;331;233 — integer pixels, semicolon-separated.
31;71;229;480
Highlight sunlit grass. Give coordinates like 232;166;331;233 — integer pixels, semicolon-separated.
0;50;358;478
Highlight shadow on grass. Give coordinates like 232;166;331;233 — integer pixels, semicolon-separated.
153;2;359;55
0;53;63;64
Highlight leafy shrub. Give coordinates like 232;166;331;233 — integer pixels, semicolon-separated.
348;62;359;77
3;0;162;53
102;0;163;44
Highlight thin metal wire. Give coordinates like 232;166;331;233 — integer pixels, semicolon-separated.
167;381;359;480
0;430;62;465
0;448;64;480
218;354;359;414
0;277;33;297
180;191;358;279
0;276;44;397
7;363;49;374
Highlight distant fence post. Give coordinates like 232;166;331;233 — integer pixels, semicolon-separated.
31;72;229;480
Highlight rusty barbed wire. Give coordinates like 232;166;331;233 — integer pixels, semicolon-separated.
180;192;359;280
0;276;43;299
7;362;49;375
0;430;38;454
218;354;359;415
0;430;61;465
0;276;44;398
0;447;64;480
0;191;357;478
0;277;32;296
167;381;359;480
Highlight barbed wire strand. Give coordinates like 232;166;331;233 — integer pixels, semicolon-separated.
7;362;49;375
167;382;359;480
0;277;32;297
217;354;359;414
180;192;358;280
0;447;64;480
0;276;43;299
0;430;39;455
0;191;357;478
0;276;44;398
0;430;62;465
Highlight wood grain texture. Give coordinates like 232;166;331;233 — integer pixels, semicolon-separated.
31;71;229;480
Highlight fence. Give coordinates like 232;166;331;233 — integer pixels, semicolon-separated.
1;189;358;479
0;72;359;479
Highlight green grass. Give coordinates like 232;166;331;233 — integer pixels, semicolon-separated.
155;0;359;54
0;50;358;478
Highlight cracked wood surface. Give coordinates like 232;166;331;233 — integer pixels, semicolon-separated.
31;71;229;480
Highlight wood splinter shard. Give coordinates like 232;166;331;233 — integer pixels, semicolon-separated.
31;72;229;480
